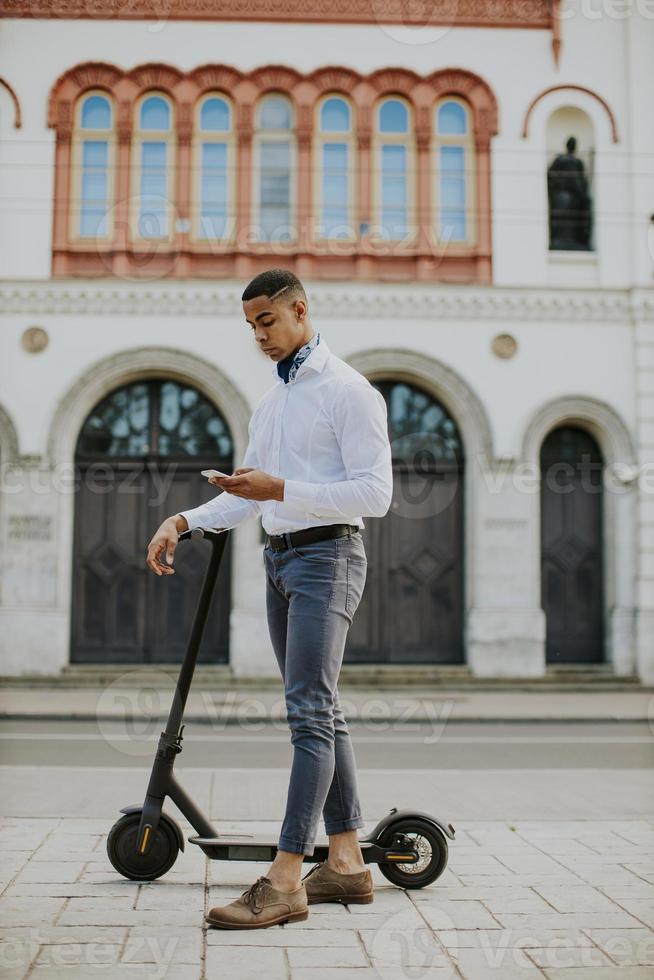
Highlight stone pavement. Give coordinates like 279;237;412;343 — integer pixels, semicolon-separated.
1;817;652;979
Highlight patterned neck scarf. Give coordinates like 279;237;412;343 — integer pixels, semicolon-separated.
277;332;320;384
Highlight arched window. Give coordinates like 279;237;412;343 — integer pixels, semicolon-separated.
76;379;234;458
73;91;114;239
374;97;414;242
133;93;174;240
193;94;235;241
434;98;475;244
315;96;355;241
254;94;296;242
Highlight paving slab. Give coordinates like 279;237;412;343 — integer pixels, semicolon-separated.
1;813;652;980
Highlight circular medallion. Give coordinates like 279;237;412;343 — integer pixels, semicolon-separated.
491;333;518;359
21;326;49;353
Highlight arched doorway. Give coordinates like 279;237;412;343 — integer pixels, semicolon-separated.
70;378;234;664
540;425;604;663
346;379;465;664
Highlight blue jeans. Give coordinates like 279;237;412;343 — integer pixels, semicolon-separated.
263;529;368;855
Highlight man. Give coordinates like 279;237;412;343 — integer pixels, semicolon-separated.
146;268;393;928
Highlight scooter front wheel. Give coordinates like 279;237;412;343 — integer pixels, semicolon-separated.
107;811;179;881
377;818;448;889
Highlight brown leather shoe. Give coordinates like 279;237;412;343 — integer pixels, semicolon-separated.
205;875;309;929
302;861;374;905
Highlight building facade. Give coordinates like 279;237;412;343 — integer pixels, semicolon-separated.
0;1;653;680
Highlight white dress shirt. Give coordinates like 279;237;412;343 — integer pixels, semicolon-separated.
178;335;393;536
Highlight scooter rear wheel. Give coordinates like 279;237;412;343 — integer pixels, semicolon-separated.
107;812;179;881
377;818;448;889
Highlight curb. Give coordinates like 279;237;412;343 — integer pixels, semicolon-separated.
1;713;650;724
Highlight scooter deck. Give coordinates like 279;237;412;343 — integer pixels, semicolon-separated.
188;833;417;865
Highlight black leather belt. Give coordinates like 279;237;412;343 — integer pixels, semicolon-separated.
265;523;360;553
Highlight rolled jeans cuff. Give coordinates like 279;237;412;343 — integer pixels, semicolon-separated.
324;815;365;836
277;835;316;856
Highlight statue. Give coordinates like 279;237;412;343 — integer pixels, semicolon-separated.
547;136;592;250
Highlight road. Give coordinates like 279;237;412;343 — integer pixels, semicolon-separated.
1;719;652;822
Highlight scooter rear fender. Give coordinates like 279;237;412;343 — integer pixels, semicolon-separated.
361;808;455;843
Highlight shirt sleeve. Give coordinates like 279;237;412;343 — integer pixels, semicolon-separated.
177;416;262;532
283;381;393;519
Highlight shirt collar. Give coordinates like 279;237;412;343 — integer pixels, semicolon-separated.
271;333;329;381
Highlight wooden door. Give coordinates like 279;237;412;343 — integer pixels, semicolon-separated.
345;380;464;664
70;379;233;664
540;426;604;663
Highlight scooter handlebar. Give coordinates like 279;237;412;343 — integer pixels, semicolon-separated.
178;527;226;544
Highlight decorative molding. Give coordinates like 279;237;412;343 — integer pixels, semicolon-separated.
522;395;636;467
190;64;243;95
307;67;361;95
0;76;22;129
2;281;652;323
368;67;422;96
522;84;620;143
347;347;494;464
250;65;303;93
47;59;499;284
45;346;252;468
0;403;20;463
551;0;562;66
0;0;554;28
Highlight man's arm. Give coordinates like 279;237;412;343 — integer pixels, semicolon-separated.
145;418;261;576
176;419;262;532
283;381;393;519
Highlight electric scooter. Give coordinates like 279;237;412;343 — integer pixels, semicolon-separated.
107;527;455;889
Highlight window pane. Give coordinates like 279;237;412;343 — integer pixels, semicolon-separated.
140;96;170;131
437;101;467;135
319;143;349;237
200;142;228;239
259;140;291;240
76;383;150;456
81;95;111;130
380;381;463;463
139;141;168;238
320;97;350;133
82;141;108;167
439;145;466;241
381;144;408;238
76;380;235;459
259;97;292;130
200;97;230;132
379;99;408;134
158;381;234;457
79;140;109;238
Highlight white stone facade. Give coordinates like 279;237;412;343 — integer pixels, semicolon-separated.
0;5;653;680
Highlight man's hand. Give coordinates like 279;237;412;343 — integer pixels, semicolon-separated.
209;467;284;502
146;515;187;576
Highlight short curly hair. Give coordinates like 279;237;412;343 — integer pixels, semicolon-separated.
241;268;307;304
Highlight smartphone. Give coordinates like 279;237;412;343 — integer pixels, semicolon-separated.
201;469;230;479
